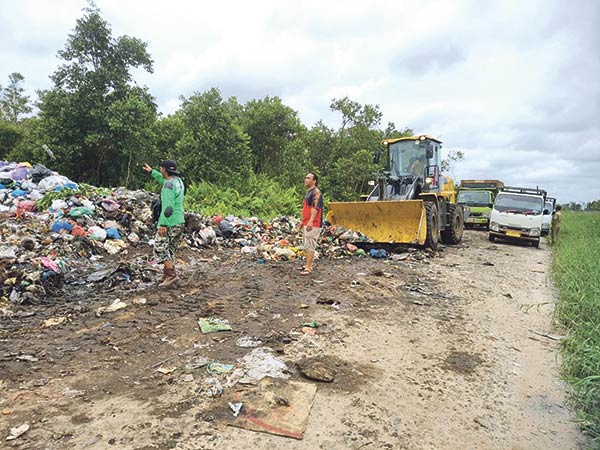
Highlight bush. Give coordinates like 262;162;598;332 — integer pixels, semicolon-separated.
184;174;301;219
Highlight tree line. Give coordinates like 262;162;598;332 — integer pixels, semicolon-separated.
0;3;416;207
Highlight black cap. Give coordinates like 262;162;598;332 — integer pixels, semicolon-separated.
160;160;179;175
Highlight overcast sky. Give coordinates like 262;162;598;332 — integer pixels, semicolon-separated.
1;0;599;203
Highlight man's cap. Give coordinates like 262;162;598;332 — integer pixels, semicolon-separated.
160;160;179;175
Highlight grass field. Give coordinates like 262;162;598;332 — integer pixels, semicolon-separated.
552;211;600;444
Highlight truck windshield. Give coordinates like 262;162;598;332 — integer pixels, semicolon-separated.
494;194;543;215
388;140;427;177
457;190;491;206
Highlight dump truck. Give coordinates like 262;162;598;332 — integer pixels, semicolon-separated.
326;135;464;249
457;179;504;229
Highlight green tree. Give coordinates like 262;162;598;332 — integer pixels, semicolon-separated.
0;72;32;123
324;149;379;201
241;96;306;180
0;122;23;159
587;199;600;211
174;88;252;186
441;149;464;175
302;121;335;172
320;97;389;200
5;117;48;163
153;113;185;161
565;202;583;211
37;3;156;186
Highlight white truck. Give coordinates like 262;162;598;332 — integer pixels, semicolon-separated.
488;186;549;248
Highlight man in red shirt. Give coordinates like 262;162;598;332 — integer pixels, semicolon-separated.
300;173;323;275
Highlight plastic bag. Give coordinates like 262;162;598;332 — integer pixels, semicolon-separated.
88;226;107;242
105;228;122;240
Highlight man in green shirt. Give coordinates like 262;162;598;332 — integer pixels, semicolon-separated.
143;160;185;287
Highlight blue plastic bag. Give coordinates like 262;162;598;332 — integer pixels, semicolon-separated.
51;220;73;233
11;189;28;198
369;248;389;259
105;227;122;240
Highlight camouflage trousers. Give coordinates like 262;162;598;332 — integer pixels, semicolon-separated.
154;224;184;263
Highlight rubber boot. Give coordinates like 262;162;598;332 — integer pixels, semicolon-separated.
159;268;179;288
159;266;168;284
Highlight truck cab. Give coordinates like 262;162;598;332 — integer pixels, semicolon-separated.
457;180;504;229
488;186;547;248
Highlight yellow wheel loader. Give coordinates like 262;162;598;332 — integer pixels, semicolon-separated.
326;135;464;249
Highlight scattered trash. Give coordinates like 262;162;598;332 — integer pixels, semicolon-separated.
229;402;243;417
206;362;235;375
43;317;67;327
6;423;30;441
186;356;210;369
369;248;389;258
157;366;177;375
181;374;194;382
236;336;262;348
228;347;289;385
16;354;38;362
198;317;232;334
203;378;224;397
95;299;127;317
297;357;336;382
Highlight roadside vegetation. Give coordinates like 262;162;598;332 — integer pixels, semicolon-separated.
552;211;600;443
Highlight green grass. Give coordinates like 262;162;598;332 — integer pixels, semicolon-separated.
552;211;600;443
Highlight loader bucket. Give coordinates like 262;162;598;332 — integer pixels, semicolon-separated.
327;200;427;245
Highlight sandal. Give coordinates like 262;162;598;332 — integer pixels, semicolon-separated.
300;269;312;276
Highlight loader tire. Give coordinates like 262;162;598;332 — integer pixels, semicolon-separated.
424;202;440;250
441;204;464;245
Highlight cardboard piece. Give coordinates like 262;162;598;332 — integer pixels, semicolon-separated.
225;379;317;440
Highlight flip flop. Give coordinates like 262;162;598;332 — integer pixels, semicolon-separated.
300;270;312;276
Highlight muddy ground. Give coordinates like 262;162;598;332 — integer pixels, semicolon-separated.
0;231;592;449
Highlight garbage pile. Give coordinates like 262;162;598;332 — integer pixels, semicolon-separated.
0;161;377;306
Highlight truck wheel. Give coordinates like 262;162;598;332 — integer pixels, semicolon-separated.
424;202;440;250
533;239;540;248
441;204;464;245
488;234;495;242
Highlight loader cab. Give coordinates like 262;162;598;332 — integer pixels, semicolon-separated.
369;134;445;202
386;135;442;192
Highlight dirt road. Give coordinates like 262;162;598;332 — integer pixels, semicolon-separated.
0;231;590;449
